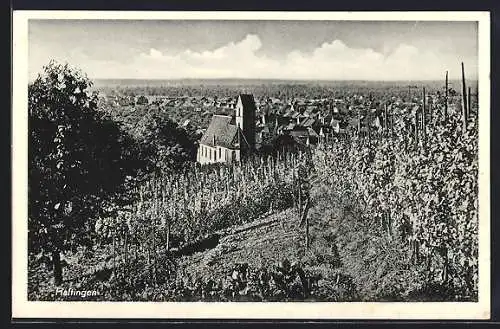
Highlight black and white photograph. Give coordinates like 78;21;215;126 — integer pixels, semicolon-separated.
12;11;490;319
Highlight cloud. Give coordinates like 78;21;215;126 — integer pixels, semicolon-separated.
29;34;477;81
148;48;163;58
133;34;278;79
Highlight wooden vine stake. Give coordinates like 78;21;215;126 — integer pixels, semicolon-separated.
444;70;448;121
422;87;426;142
390;107;394;137
112;228;116;274
414;107;419;144
357;109;361;138
384;103;388;136
299;198;312;250
461;62;468;132
163;188;171;252
468;86;472;121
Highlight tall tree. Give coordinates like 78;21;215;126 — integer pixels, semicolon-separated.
29;61;143;284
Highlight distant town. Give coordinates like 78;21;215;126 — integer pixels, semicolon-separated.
95;82;469;165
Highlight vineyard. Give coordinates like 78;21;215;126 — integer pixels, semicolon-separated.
313;97;478;300
29;95;478;302
28;62;479;302
94;152;308;275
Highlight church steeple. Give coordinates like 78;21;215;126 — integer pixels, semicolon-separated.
235;94;256;151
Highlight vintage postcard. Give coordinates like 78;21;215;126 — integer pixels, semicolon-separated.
12;11;490;319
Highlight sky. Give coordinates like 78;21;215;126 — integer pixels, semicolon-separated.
28;20;478;81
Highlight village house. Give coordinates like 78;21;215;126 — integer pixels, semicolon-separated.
196;93;367;163
197;94;256;165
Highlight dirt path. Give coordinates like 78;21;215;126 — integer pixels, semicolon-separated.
176;181;345;283
177;207;307;281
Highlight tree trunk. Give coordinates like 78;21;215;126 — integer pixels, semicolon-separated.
52;250;63;285
443;246;449;284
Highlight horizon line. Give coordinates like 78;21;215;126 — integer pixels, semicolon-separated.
92;77;477;82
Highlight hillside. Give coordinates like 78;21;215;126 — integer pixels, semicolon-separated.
28;181;359;302
29;174;456;302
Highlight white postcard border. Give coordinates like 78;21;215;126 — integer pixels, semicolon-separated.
12;10;491;319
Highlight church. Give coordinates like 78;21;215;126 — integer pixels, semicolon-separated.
196;94;256;165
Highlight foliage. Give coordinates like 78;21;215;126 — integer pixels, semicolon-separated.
28;61;144;283
102;103;199;173
139;113;198;173
312;102;478;300
30;252;356;302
